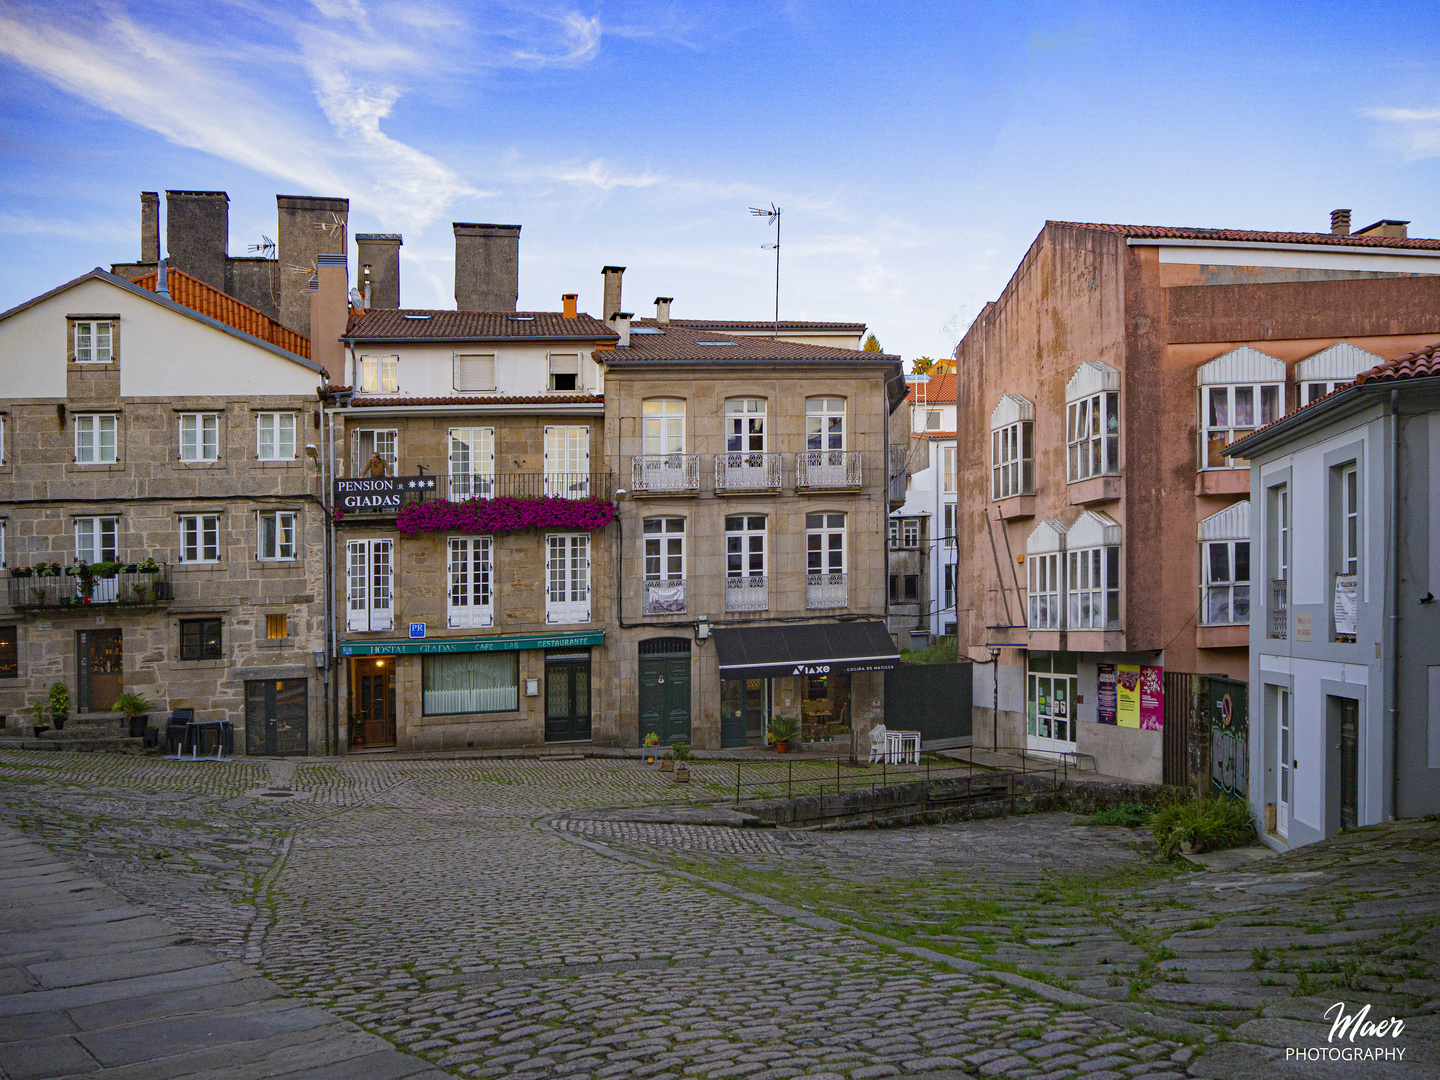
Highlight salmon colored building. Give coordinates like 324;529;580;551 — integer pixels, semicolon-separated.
952;213;1440;783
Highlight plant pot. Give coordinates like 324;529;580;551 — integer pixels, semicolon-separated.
673;767;690;782
643;745;660;764
52;717;65;732
129;714;148;739
143;728;159;749
774;740;790;754
659;758;674;772
33;726;48;738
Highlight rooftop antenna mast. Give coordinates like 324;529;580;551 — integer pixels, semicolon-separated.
750;203;781;338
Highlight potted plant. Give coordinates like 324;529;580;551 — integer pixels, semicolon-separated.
350;711;367;749
659;751;675;772
29;699;49;738
72;562;95;602
93;561;120;580
9;566;32;578
48;682;70;732
131;581;149;602
113;693;156;739
143;722;160;750
642;731;661;765
138;557;160;574
671;741;693;781
767;716;800;754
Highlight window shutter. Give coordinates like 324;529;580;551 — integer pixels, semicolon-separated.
349;430;361;477
455;354;496;392
549;353;580;375
370;540;394;630
346;540;369;631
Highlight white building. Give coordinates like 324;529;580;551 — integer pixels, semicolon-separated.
889;373;958;644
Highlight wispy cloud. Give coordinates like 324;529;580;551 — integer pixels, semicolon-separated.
512;10;602;66
548;159;662;190
1365;105;1440;160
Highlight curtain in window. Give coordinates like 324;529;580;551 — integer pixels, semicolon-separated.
423;652;518;714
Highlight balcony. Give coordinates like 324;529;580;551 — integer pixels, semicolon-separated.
725;575;768;612
796;450;862;490
440;472;611;501
715;452;781;493
8;563;173;612
632;455;700;495
1270;579;1288;640
643;578;687;615
806;572;848;609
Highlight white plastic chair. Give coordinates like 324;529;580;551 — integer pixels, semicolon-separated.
867;723;889;764
886;730;920;764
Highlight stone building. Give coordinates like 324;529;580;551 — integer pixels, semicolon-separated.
951;214;1440;784
0;266;330;751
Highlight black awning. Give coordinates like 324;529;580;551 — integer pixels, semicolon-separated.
714;621;901;680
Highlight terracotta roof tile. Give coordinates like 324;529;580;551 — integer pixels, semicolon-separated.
134;268;310;358
667;318;866;332
906;374;957;403
1356;341;1440;383
611;320;899;363
344;309;615;341
350;393;603;407
1050;220;1440;251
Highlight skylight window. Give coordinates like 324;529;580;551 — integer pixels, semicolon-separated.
508;315;535;322
403;314;432;320
696;341;738;346
631;327;665;335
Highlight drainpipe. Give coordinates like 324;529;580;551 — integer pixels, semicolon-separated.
1388;389;1401;820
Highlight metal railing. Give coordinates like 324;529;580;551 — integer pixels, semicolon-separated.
643;578;687;615
806;572;848;609
796;449;863;489
440;472;613;501
632;454;700;494
1270;579;1288;639
8;563;173;610
715;452;782;493
724;575;768;612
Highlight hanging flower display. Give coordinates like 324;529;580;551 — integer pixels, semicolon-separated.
396;496;616;536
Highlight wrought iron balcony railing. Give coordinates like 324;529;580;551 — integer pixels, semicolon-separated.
7;563;173;611
715;452;781;493
439;472;612;502
643;578;687;615
806;572;848;609
1270;579;1288;640
724;575;768;612
632;454;700;494
796;450;863;490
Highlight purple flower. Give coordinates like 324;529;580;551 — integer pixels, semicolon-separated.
396;496;616;536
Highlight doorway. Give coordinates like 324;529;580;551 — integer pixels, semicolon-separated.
545;650;592;742
1336;696;1358;830
638;637;691;745
76;629;122;712
721;677;769;748
352;657;396;748
1027;651;1077;752
1276;686;1292;839
244;678;309;756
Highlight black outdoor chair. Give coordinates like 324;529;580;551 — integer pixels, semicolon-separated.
165;709;194;755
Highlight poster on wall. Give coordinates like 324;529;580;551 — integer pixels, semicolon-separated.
1139;665;1164;731
1097;664;1118;724
1115;665;1164;730
1334;574;1358;640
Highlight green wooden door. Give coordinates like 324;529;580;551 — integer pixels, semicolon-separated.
638;639;690;744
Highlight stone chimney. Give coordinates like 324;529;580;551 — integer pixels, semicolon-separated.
1330;209;1351;236
602;266;625;322
654;296;672;324
454;223;520;310
1353;219;1410;239
141;192;160;264
562;293;578;319
164;190;228;290
608;311;633;347
277;195;349;338
310;253;347;382
355;233;402;309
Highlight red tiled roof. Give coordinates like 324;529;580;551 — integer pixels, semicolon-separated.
344;309;615;341
610;320;899;363
350;394;603;407
1356;341;1440;383
668;319;866;332
1049;221;1440;251
914;431;958;440
906;374;957;403
134;268;310;358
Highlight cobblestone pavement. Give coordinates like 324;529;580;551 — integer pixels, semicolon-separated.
1;751;1433;1079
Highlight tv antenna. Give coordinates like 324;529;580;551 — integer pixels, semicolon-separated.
749;203;781;338
314;212;346;247
248;235;276;257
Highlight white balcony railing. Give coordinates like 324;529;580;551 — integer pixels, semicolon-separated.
724;575;768;612
715;452;781;493
796;450;862;489
1270;579;1288;640
643;578;687;615
632;454;700;494
806;572;848;609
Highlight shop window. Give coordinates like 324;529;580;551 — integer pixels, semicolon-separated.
1027;651;1078;744
423;652;519;714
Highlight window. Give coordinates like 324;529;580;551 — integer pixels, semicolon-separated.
943;564;955;612
74;517;118;564
644;517;685;583
74;414;118;464
265;613;288;640
1269;484;1290;640
1340;464;1359;576
725;515;766;580
449;427;495;499
178;413;219;462
942;444;956;493
806;512;845;575
0;414;6;465
544;426;590;497
890;575;899;603
1066;392;1119;481
346;539;394;631
990;395;1034;500
548;353;582;393
902;518;920;548
1303;380;1349;406
1202;385;1280;468
1028;553;1060;630
1200;501;1250;626
0;624;15;679
642;399;686;454
943;503;956;548
423;652;518;715
448;536;494;628
179;618;222;660
258;511;297;561
546;534;591;623
454;353;496;392
179;515;220;563
73;320;113;363
1066;547;1121;630
359;354;398;394
725;399;766;451
888;519;899;546
805;398;846;450
1296;343;1378;409
925;410;941;430
257;413;297;461
0;519;4;568
351;429;398;476
903;575;918;601
1028;651;1078;745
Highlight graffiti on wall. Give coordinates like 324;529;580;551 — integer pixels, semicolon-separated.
1210;677;1249;799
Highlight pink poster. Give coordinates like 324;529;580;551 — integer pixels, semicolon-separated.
1139;664;1164;731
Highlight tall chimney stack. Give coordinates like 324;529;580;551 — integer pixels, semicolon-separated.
141;192;160;265
454;223;520;310
654;296;672;324
355;233;402;309
277;195;349;338
609;311;633;348
310;253;348;382
602;266;625;322
1330;209;1352;236
164;190;229;291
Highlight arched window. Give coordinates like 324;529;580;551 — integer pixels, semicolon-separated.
991;394;1034;500
1198;347;1284;469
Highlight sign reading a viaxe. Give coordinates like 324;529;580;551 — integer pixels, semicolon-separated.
334;477;436;513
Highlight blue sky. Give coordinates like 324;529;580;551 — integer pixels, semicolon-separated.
1;1;1437;360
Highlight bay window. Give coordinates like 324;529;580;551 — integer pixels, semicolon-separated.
1063;511;1121;631
1025;519;1067;630
1064;361;1120;482
990;394;1034;500
1199;501;1250;626
1197;347;1285;469
1296;342;1377;408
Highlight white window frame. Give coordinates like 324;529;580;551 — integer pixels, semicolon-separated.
725;515;766;580
75;517;118;565
351;429;398;476
1340;463;1359;577
642;399;686;455
1201;383;1282;469
1202;539;1250;626
1302;380;1349;407
178;514;220;564
73;320;113;363
546;534;591;624
942;444;956;493
448;536;494;628
725;398;766;452
1065;546;1120;630
990;395;1034;500
805;397;846;451
643;517;685;585
346;538;394;631
1066;391;1119;482
1027;553;1060;630
0;414;6;466
943;503;956;548
256;412;297;461
359;354;399;394
806;512;846;575
544;426;590;498
449;427;495;499
454;353;497;393
901;518;920;548
178;413;220;463
258;511;297;561
925;410;942;430
548;352;582;393
74;414;118;464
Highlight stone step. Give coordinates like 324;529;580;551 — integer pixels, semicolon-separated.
0;736;144;752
